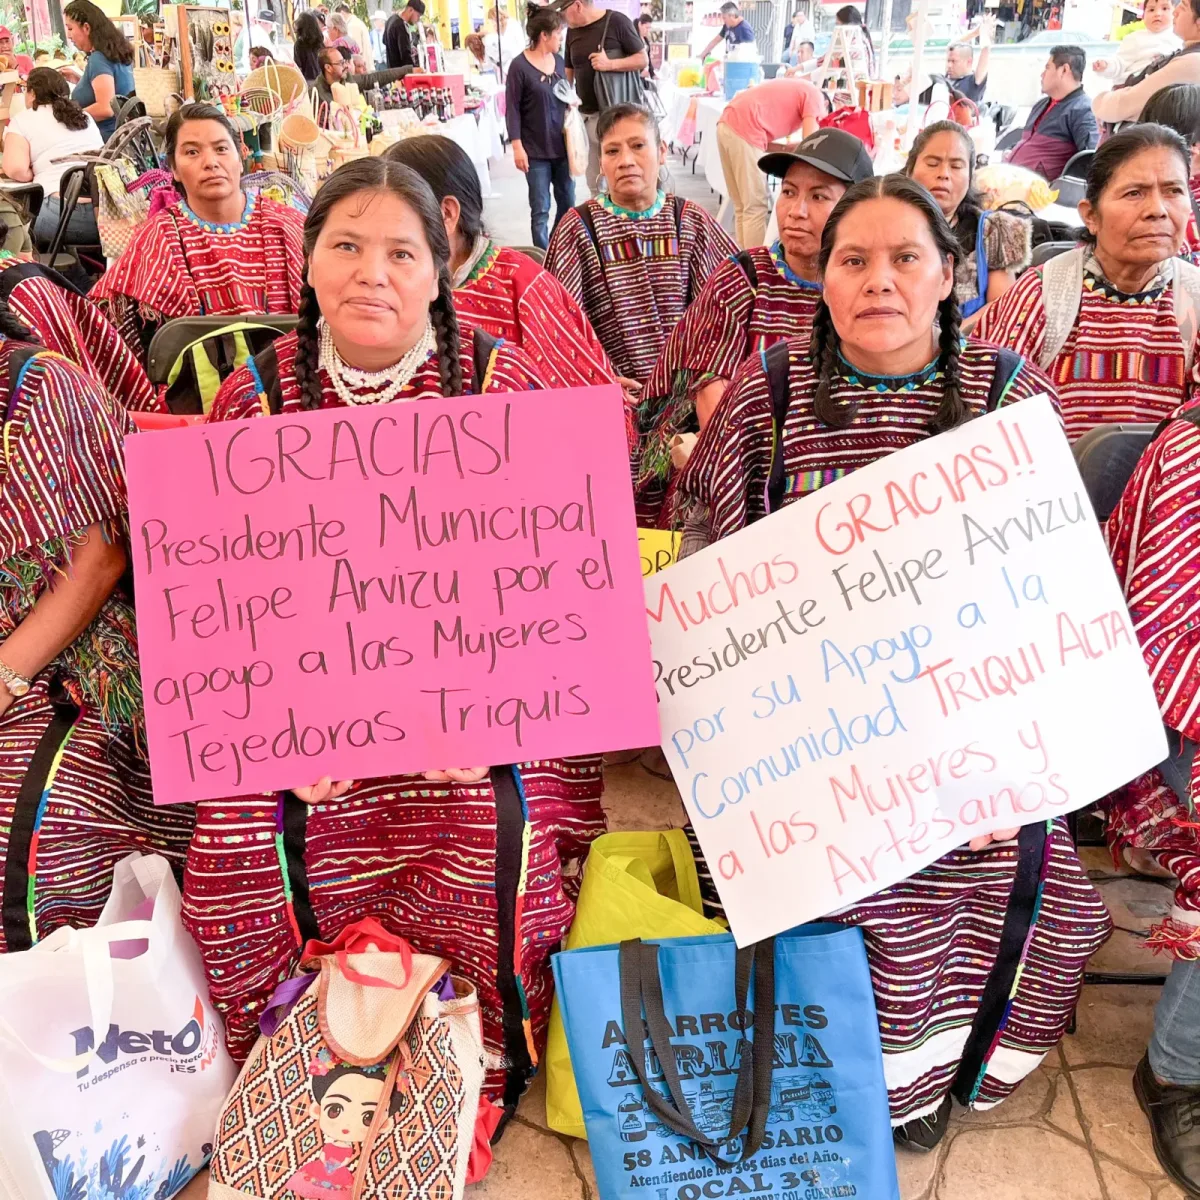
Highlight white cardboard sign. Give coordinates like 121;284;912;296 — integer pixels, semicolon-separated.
646;395;1167;946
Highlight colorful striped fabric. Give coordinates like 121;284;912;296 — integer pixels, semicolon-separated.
0;341;193;951
199;333;606;1101
974;260;1196;441
0;264;159;412
1104;404;1200;958
679;341;1110;1122
680;338;1055;537
544;195;738;389
89;194;306;355
637;244;821;523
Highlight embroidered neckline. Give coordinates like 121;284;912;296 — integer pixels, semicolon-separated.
598;190;667;221
178;191;256;233
836;349;942;393
770;241;821;291
1083;253;1168;304
456;237;501;288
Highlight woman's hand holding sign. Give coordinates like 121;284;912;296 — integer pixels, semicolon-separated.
292;768;490;803
967;827;1020;852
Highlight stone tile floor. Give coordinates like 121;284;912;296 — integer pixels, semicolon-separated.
178;762;1189;1199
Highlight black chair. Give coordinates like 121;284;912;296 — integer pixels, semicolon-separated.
511;245;546;266
995;127;1023;152
1060;148;1095;181
1070;423;1171;989
761;62;781;80
1050;174;1086;208
112;94;148;128
1030;240;1079;268
44;163;95;265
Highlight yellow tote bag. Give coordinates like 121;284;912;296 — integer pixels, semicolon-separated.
545;829;725;1138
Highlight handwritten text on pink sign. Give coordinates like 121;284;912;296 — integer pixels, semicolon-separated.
126;387;659;803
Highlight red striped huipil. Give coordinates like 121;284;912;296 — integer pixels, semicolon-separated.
1104;403;1200;959
974;256;1197;441
637;243;821;524
89;193;305;355
544;192;737;389
186;330;607;1097
0;343;192;953
679;339;1111;1122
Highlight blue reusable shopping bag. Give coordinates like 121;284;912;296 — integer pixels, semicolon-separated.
553;925;899;1200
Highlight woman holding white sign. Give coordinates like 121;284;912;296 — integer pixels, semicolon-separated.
678;174;1111;1150
187;157;607;1107
975;125;1200;442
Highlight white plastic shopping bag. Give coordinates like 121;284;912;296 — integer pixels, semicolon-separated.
0;853;237;1199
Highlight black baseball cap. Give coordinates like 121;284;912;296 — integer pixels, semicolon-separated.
758;128;874;185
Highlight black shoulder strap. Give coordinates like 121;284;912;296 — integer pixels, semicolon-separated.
735;249;759;291
0;259;86;303
576;201;601;255
1152;404;1200;442
673;193;684;241
763;340;792;519
987;346;1024;412
251;342;285;415
472;327;500;391
2;345;41;421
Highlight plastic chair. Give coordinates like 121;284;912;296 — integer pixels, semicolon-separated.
995;126;1022;152
511;245;546;266
1050;174;1086;208
44;163;94;264
112;94;148;128
1060;148;1094;181
1030;240;1079;268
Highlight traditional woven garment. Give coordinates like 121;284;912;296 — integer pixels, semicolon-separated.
544;192;738;389
637;243;821;525
89;193;305;356
678;340;1111;1122
0;342;193;952
974;255;1195;441
0;262;158;412
1183;177;1200;267
1104;404;1200;958
191;331;607;1104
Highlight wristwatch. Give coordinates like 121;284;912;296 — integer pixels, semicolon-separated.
0;658;32;698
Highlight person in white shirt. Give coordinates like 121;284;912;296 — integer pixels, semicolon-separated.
484;9;526;78
1;67;102;248
337;3;372;68
1092;0;1180;84
785;5;815;65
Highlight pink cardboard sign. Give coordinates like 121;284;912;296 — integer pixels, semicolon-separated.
126;386;660;803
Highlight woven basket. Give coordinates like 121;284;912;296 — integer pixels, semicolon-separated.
279;111;320;149
242;60;307;107
132;66;181;117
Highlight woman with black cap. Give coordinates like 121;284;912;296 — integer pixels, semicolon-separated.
637;128;873;525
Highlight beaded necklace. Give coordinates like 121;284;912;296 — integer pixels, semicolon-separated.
318;318;436;406
598;190;667;221
179;191;257;235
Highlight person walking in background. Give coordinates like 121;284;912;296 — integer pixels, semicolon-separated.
716;76;826;247
384;0;423;69
292;10;325;81
62;0;134;142
1006;45;1098;180
556;0;647;194
1091;0;1179;84
506;5;573;250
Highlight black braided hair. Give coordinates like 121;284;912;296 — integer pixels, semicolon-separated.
297;157;460;402
293;283;323;411
814;174;966;431
430;269;463;397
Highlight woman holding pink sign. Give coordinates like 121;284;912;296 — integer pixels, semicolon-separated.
185;157;607;1113
677;173;1110;1152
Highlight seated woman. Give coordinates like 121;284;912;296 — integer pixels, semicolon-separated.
186;159;606;1101
545;103;736;501
905;120;1030;321
383;136;620;402
975;126;1200;441
0;301;193;952
2;68;102;250
1140;83;1200;265
637;128;873;526
677;174;1109;1146
90;103;305;357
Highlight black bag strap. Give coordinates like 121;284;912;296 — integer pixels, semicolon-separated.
1152;403;1200;442
472;327;500;392
763;339;793;518
735;248;759;291
673;193;684;242
987;346;1024;412
617;937;775;1165
249;342;286;415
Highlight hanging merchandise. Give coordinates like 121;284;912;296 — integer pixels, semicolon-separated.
555;927;901;1200
0;854;236;1200
209;920;485;1200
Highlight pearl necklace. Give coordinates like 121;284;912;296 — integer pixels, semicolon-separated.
318;318;435;406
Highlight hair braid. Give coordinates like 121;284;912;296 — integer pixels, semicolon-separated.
294;283;323;411
810;302;852;429
430;269;462;397
932;294;964;432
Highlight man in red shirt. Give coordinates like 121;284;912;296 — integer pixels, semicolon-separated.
716;76;827;247
0;28;33;77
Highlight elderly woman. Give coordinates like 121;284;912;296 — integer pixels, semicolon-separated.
1140;83;1200;264
185;159;606;1109
0;300;192;952
905;120;1030;318
975;125;1200;441
637;128;873;526
678;174;1109;1149
90;103;305;356
545;103;736;506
